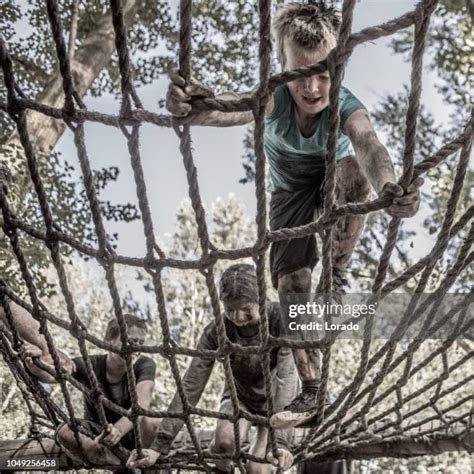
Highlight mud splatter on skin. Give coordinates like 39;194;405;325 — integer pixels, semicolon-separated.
277;267;312;293
333;156;371;270
294;348;321;381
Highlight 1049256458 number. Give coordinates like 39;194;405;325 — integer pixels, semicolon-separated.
3;458;57;470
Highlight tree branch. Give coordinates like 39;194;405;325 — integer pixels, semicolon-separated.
2;0;140;160
10;55;50;86
68;0;79;62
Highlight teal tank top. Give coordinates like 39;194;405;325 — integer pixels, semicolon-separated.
264;85;366;192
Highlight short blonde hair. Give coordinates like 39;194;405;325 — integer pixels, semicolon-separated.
272;2;341;66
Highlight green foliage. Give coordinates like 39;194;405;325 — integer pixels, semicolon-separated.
0;0;174;102
139;195;259;420
390;1;473;119
0;0;289;299
0;145;139;298
0;196;472;473
89;0;175;95
0;2;472;471
368;89;472;291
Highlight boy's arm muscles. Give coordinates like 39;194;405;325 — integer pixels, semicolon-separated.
21;345;56;383
345;110;397;194
167;68;274;127
113;380;155;437
187;91;274;127
136;379;155;409
1;301;48;354
20;344;75;384
1;301;74;383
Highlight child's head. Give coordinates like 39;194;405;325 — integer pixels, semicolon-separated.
273;2;340;68
105;314;147;362
219;264;260;328
272;2;340;116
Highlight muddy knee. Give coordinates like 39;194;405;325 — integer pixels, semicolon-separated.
337;156;370;203
247;462;273;474
212;436;234;454
140;417;160;447
57;424;76;448
277;267;311;293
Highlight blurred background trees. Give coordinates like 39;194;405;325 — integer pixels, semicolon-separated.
1;1;472;472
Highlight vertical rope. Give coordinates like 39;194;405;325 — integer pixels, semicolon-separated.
356;0;437;431
309;0;358;441
251;0;280;465
45;0;74;111
0;0;472;469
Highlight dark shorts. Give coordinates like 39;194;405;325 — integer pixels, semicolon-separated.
55;419;136;452
270;185;323;289
220;391;268;418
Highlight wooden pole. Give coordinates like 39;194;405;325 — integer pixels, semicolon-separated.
1;427;472;470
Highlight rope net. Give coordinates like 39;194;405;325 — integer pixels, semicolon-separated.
0;0;472;471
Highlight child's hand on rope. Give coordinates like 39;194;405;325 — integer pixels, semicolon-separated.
95;423;122;447
19;342;43;370
126;448;160;468
381;177;423;218
166;67;215;117
267;447;294;470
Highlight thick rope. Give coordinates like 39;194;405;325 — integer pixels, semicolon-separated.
0;0;472;470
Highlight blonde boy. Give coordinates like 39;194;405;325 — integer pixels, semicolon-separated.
166;2;421;427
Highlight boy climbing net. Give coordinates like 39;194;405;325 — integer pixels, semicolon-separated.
166;1;423;428
0;0;471;470
127;264;298;472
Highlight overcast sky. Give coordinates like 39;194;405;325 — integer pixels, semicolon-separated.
45;0;458;298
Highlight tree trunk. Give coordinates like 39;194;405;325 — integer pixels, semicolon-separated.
3;0;139;157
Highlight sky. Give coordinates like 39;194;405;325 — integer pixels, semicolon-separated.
22;0;462;297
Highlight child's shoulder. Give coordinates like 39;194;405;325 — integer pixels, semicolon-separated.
268;301;284;336
339;85;358;100
339;86;367;121
268;85;292;121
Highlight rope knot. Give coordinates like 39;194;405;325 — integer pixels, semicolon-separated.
201;252;217;269
90;387;103;402
216;343;232;362
128;405;140;419
70;325;87;340
54;367;68;382
6;97;23;120
97;250;115;270
62;103;76;123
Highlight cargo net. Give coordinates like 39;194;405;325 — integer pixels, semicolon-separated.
0;0;472;471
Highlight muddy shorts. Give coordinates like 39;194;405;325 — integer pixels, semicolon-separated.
55;419;136;452
220;391;268;419
270;185;323;289
219;388;268;417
